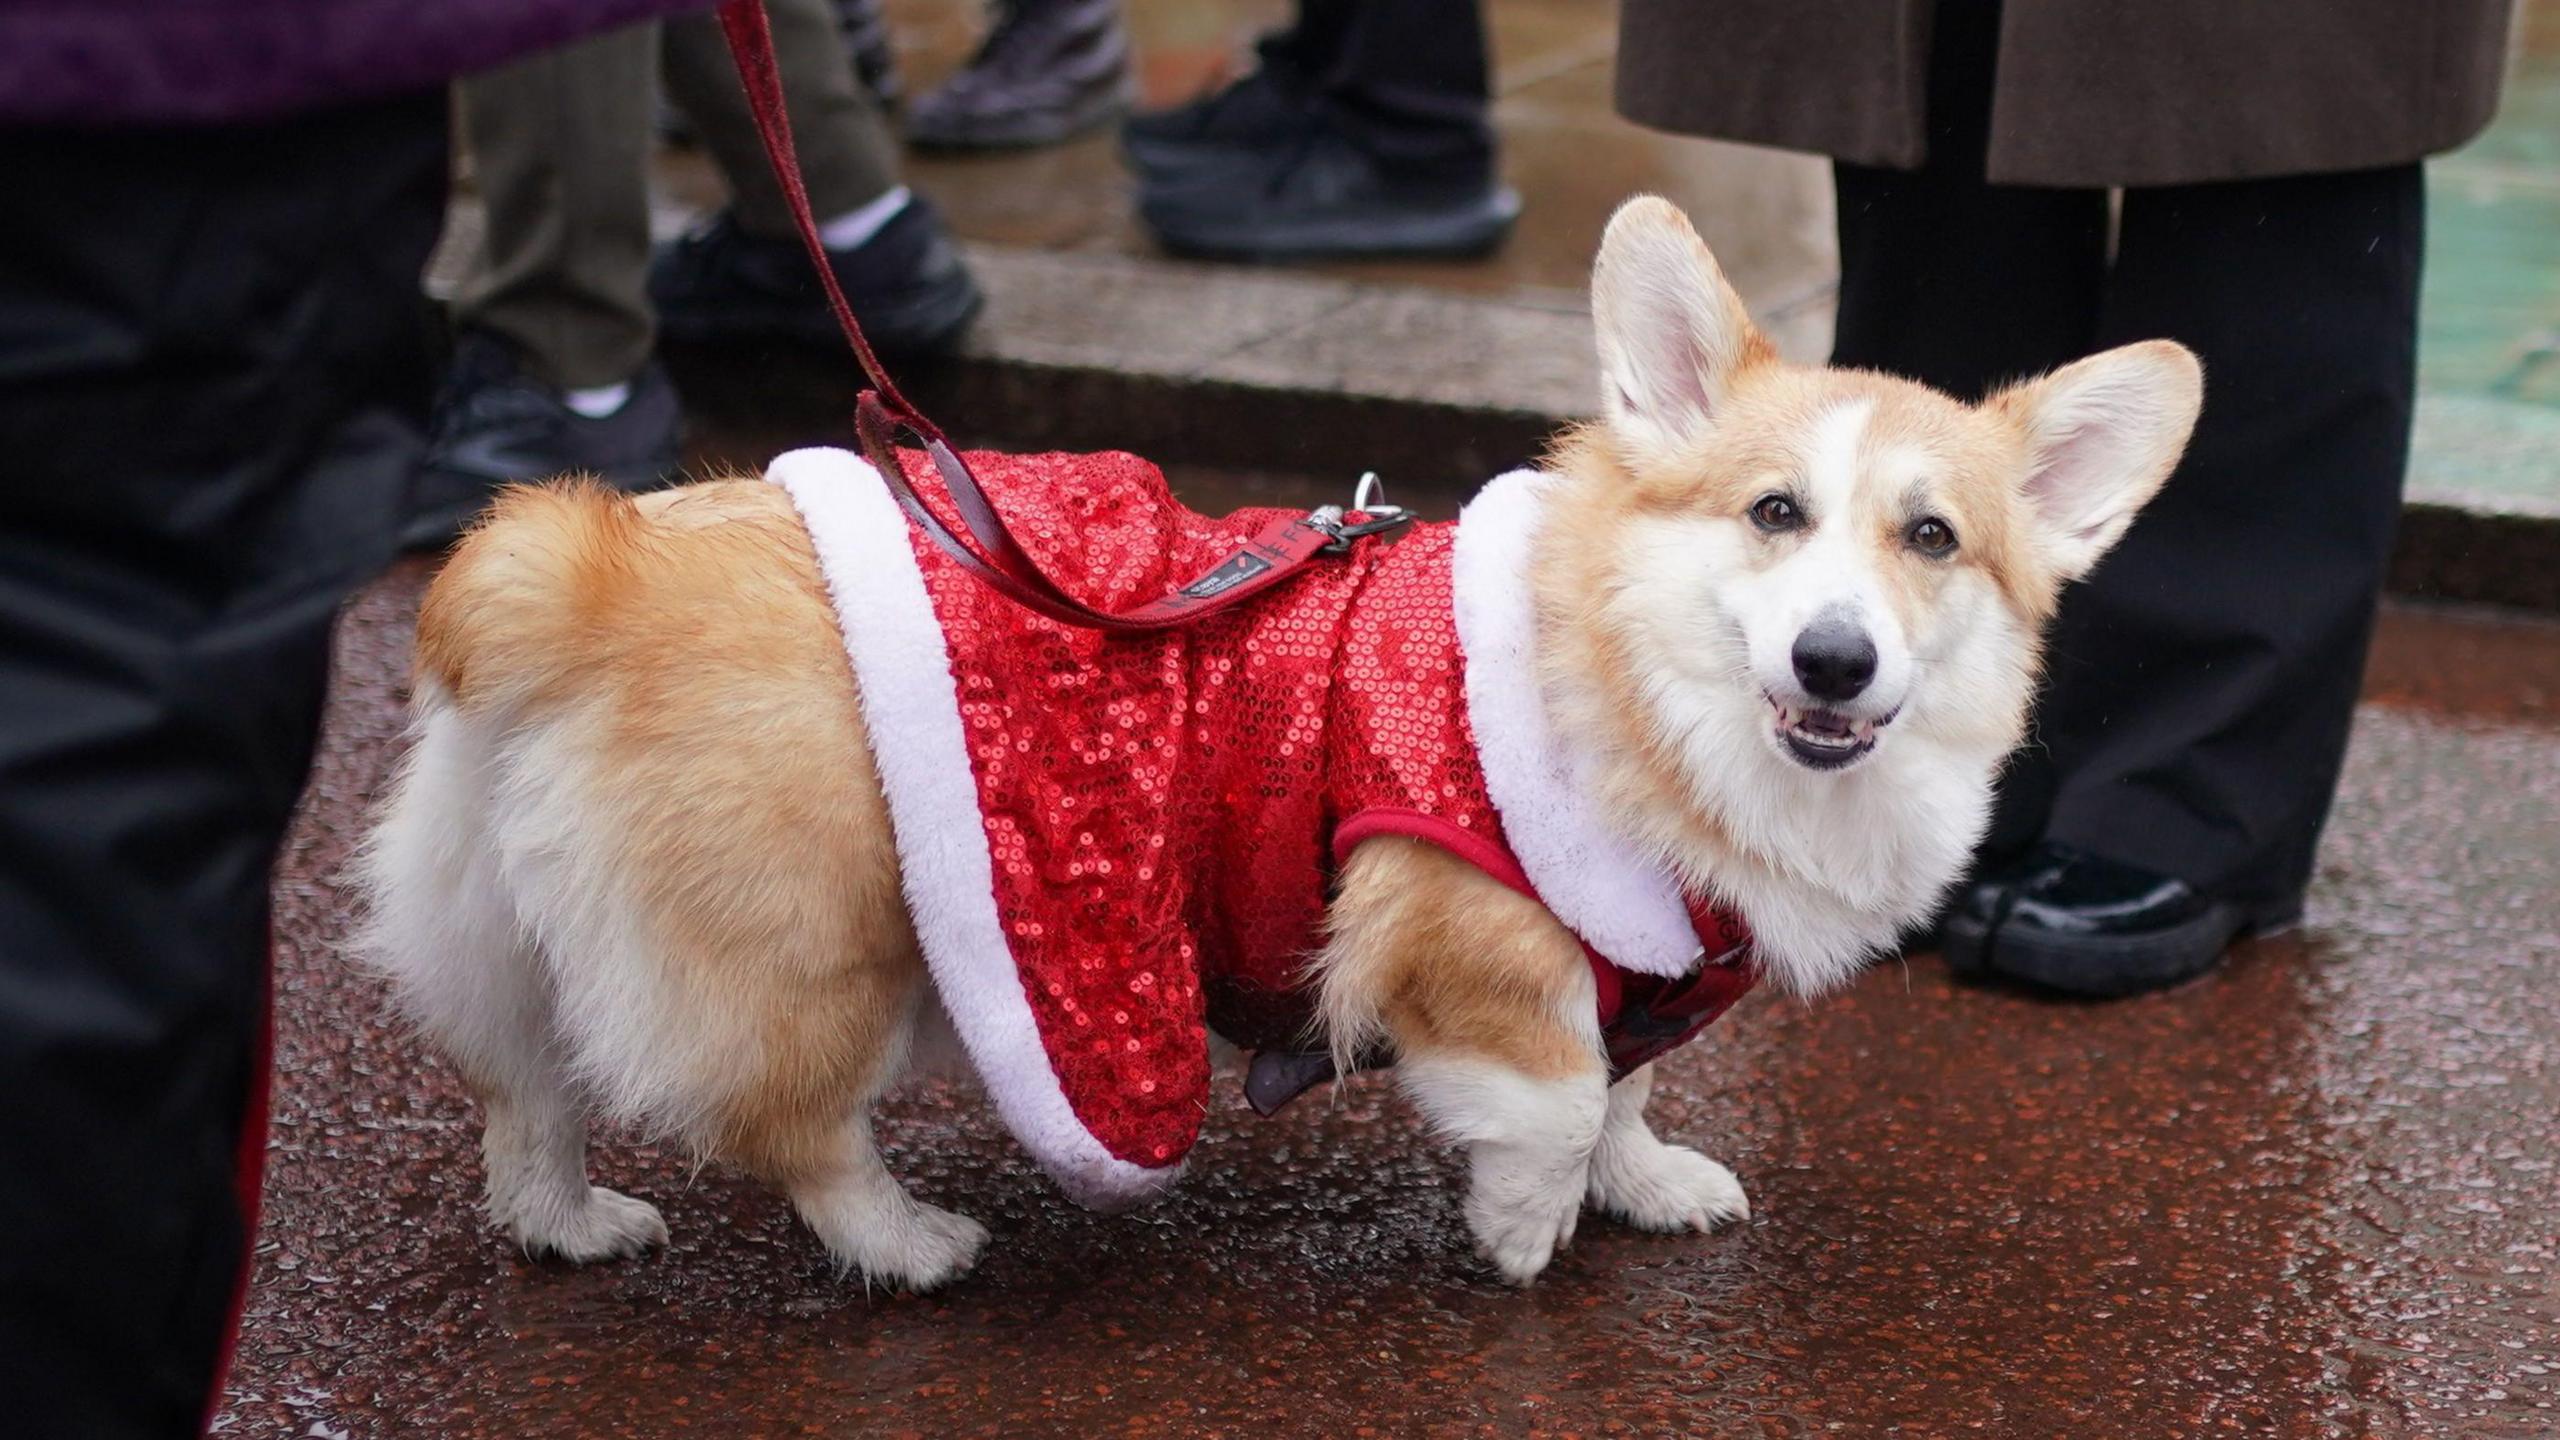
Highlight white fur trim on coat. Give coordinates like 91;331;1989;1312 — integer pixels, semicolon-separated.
1452;471;1702;978
768;448;1179;1212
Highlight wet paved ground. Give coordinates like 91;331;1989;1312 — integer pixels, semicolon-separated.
219;460;2560;1437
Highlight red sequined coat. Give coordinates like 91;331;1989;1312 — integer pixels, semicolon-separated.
773;447;1757;1210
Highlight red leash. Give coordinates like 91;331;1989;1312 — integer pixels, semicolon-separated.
716;0;1405;631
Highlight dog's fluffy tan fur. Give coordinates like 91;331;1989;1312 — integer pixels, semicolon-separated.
364;197;2199;1288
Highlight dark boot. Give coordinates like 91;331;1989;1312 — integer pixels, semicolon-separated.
906;0;1131;149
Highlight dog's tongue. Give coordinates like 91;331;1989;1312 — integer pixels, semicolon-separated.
1798;709;1855;739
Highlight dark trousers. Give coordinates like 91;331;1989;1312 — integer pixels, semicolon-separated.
1832;0;2423;909
0;92;446;1436
455;0;901;389
1264;0;1493;167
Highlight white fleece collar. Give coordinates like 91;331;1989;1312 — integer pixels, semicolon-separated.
1451;471;1704;978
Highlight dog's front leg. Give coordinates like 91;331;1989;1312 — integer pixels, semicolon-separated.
1320;836;1610;1286
1585;1063;1749;1233
1401;1052;1607;1285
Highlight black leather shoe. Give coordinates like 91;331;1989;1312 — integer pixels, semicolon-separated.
403;332;680;552
1958;843;2300;999
649;200;981;355
905;0;1131;149
1136;117;1518;261
1937;847;2071;979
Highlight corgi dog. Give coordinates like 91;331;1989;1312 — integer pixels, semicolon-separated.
362;197;2199;1290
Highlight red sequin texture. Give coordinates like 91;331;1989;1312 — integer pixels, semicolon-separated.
896;450;1502;1168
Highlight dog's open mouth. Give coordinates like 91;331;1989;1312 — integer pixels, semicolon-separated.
1770;697;1891;770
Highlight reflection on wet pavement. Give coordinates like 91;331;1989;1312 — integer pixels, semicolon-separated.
219;468;2560;1434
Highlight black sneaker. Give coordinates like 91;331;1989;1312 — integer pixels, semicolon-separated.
1121;63;1318;174
649;198;982;354
905;0;1132;150
1136;119;1519;262
404;332;682;552
837;0;902;109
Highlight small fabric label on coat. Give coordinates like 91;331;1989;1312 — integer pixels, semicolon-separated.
1181;550;1274;599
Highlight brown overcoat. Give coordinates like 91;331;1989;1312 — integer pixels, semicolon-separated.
1616;0;2520;187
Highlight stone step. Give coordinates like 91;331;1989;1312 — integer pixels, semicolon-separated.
669;242;2560;615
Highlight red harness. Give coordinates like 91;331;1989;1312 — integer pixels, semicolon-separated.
1331;811;1758;1084
1225;806;1756;1117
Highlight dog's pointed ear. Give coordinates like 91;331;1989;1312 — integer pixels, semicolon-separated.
1592;196;1766;450
1988;340;2203;580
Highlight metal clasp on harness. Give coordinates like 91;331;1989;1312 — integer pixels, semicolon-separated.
1308;471;1415;553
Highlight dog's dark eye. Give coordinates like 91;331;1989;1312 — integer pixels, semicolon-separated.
1908;516;1958;556
1749;494;1802;532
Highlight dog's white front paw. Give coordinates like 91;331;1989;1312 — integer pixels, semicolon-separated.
1465;1145;1588;1286
833;1200;990;1293
510;1184;669;1262
1587;1137;1749;1234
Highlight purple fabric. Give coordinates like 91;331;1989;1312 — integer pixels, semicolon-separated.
0;0;720;126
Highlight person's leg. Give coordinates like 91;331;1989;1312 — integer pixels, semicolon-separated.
833;0;904;109
451;21;661;391
1313;0;1493;172
1828;0;2109;870
1831;0;2106;396
2035;165;2425;915
0;91;444;1437
1258;0;1359;79
665;0;901;234
417;21;681;548
1118;0;1352;160
651;0;983;354
1830;168;2108;401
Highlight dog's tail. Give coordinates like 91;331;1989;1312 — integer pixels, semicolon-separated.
413;478;648;723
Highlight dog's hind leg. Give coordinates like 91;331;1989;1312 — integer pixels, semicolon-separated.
1583;1063;1749;1233
705;970;988;1292
391;477;988;1286
766;1109;991;1293
477;1075;672;1263
363;701;667;1262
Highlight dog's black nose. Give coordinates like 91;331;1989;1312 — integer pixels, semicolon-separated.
1792;616;1877;702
